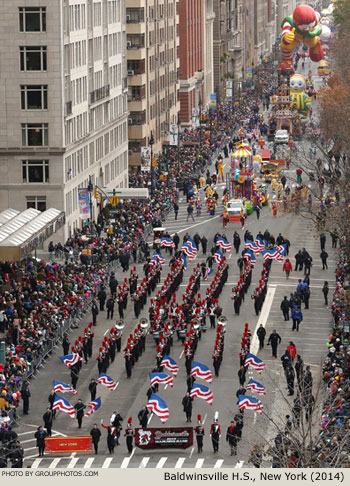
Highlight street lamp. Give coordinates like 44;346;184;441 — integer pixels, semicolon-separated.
149;131;154;202
87;176;93;226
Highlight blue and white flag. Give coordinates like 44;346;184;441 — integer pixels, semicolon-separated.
191;362;213;383
246;379;266;396
85;397;102;417
204;267;214;281
190;383;214;405
181;242;196;259
217;236;232;251
276;244;287;256
59;353;82;368
160;355;179;377
186;237;198;254
52;395;75;418
244;249;256;266
160;237;175;248
97;373;119;390
53;380;78;395
238;395;264;414
213;250;224;264
147;393;169;423
244;353;265;373
150;372;174;387
261;248;284;262
180;253;187;269
254;237;265;251
152;252;165;265
245;240;259;253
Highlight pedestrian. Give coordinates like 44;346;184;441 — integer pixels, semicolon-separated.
90;424;102;454
62;335;70;355
320;249;328;269
173;233;180;252
331;230;338;248
257;324;266;349
320;233;326;250
91;300;99;326
286;366;295;396
97;286;107;311
249;444;263;467
138;406;149;428
101;421;116;453
124;417;134;453
182;392;194;422
9;441;24;468
74;399;86;429
291;305;303;331
238;365;246;386
186;374;196;393
48;390;56;419
226;420;238;456
280;296;290;321
256;204;261;219
267;330;282;358
322;281;329;305
233;231;241;254
21;381;31;415
34;426;47;457
240;210;245;230
186;203;195;222
283;258;292;279
201;236;208;255
195;414;205;453
42;408;53;437
210;417;221;453
106;296;115;320
88;378;97;401
174;202;179;220
70;364;79;390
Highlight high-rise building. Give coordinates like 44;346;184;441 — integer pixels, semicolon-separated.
126;0;180;169
0;0;129;239
202;0;215;108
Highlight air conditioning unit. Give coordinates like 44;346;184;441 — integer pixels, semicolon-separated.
128;117;133;125
127;69;134;75
126;15;130;22
127;41;132;48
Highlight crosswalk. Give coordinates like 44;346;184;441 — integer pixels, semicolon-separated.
26;455;245;469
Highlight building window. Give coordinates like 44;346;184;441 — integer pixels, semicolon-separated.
21;123;49;146
21;85;48;110
20;46;47;71
22;160;49;183
19;7;46;32
26;196;47;211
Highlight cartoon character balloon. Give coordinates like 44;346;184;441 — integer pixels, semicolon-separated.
289;74;312;117
280;5;324;65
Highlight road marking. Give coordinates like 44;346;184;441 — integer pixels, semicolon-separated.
20;438;37;444
139;457;150;468
23;447;37;452
121;457;131;468
171;215;221;237
202;413;208;424
31;458;42;468
156;457;167;468
18;430;38;437
102;457;113;468
250;285;277;355
148;412;153;425
235;460;244;468
195;458;204;468
49;458;61;468
67;457;79;468
179;350;184;359
104;329;109;336
214;459;224;468
83;457;95;468
189;447;194;458
175;457;186;468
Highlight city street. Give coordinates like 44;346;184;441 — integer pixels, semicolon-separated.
15;146;337;468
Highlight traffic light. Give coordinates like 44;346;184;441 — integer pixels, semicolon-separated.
94;189;99;199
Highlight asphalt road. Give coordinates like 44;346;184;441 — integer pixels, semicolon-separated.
15;66;334;469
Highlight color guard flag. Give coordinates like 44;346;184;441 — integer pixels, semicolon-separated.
153;252;165;265
160;237;175;248
244;249;256;267
186;237;198;254
204;267;214;281
254;237;265;251
276;244;287;256
181;242;196;259
213;250;224;264
246;379;266;395
244;353;265;373
261;248;284;262
238;395;264;414
149;257;161;268
53;380;78;395
147;393;169;423
245;240;259;253
52;395;75;418
59;353;82;368
180;253;187;269
149;372;174;387
191;362;213;383
160;355;179;377
84;397;102;417
97;373;119;390
190;383;214;405
216;237;232;251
